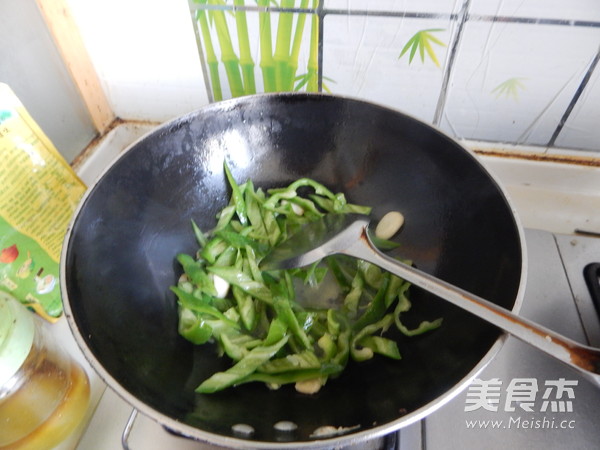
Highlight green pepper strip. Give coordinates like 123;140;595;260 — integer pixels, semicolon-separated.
331;329;351;367
393;291;443;336
191;219;207;247
231;286;256;331
258;350;320;374
245;185;268;237
317;333;337;361
308;194;372;215
343;272;364;315
369;235;401;250
263;178;337;210
286;196;323;219
171;287;239;329
214;204;236;231
261;208;281;246
176;254;215;295
219;331;262;361
263;317;288;345
200;237;228;264
196;336;289;393
273;282;312;350
326;309;341;336
213;246;237;267
244;245;263;281
351;273;391;332
358;336;401;360
239;363;344;386
215;229;258;250
223;161;248;225
178;308;212;345
396;316;444;336
207;266;272;304
359;260;383;289
325;256;353;291
350;314;395;362
385;275;409;308
292;261;327;287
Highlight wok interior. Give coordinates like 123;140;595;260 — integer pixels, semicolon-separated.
64;94;522;443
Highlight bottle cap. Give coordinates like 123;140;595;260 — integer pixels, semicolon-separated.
0;292;34;387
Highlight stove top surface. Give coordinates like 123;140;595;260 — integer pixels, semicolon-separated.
419;229;600;450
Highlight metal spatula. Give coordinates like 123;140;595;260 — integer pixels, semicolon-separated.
260;213;600;387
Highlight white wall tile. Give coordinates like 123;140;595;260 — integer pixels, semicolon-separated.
469;0;600;23
554;61;600;151
440;22;600;146
324;15;453;122
324;0;463;14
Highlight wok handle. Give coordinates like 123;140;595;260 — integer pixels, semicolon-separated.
341;221;600;387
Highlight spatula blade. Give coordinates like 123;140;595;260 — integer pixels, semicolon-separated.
259;214;369;271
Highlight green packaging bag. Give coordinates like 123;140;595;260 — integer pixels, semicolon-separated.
0;83;86;322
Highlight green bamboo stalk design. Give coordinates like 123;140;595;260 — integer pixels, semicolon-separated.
234;0;256;95
257;0;276;92
306;1;319;92
195;0;321;97
273;0;295;92
492;77;527;101
196;6;223;101
292;0;321;92
288;0;310;91
207;0;245;97
398;28;446;68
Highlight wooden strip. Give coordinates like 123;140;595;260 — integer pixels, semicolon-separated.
35;0;115;133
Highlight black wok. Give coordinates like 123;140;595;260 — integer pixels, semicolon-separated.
61;93;525;448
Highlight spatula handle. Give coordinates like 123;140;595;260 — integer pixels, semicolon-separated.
341;220;600;387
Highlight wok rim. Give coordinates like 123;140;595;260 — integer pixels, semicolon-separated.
60;92;528;449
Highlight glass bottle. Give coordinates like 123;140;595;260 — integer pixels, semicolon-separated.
0;292;90;449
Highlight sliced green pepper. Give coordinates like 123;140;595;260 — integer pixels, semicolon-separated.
196;336;289;393
223;161;248;226
172;163;442;394
207;265;273;304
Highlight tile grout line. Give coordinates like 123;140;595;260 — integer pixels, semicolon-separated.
473;15;600;28
317;1;325;92
432;0;471;126
189;4;600;29
547;46;600;147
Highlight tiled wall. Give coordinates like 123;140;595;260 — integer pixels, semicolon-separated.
190;0;600;152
